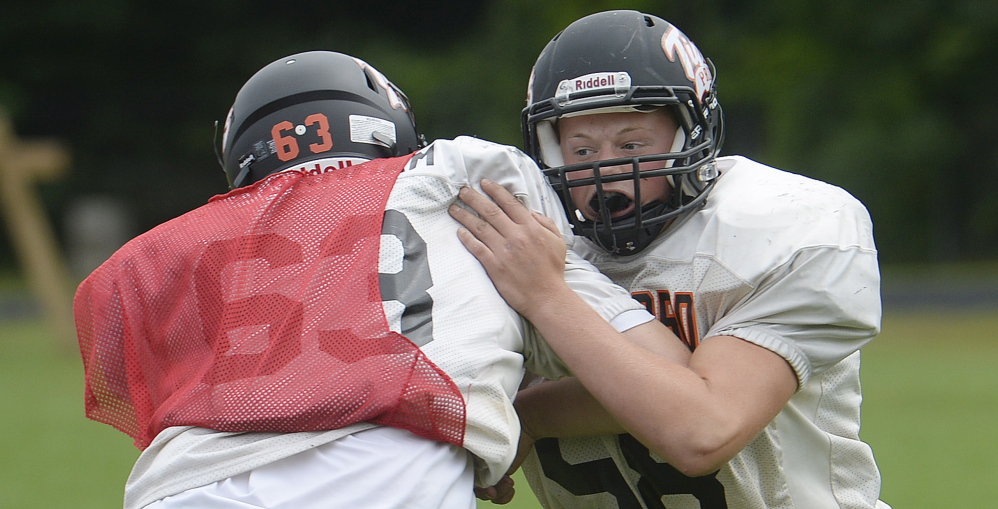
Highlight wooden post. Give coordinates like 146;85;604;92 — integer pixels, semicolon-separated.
0;112;76;349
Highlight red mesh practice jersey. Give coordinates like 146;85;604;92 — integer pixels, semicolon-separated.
80;138;649;498
75;154;468;450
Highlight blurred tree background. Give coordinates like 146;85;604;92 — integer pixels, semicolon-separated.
1;0;997;278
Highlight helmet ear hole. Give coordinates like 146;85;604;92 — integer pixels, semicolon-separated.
536;120;564;168
361;68;380;93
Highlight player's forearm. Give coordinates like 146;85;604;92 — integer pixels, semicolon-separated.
448;182;761;473
515;376;625;440
520;285;746;476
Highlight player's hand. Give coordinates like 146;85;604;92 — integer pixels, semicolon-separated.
475;475;516;505
474;425;538;505
449;179;569;314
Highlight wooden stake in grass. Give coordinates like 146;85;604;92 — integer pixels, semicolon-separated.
0;110;76;349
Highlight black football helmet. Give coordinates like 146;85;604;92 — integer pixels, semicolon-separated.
221;51;425;189
523;10;724;254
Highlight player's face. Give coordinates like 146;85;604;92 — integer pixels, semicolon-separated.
557;110;676;222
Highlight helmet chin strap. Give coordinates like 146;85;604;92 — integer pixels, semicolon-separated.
371;130;398;155
232;163;252;189
213;120;225;170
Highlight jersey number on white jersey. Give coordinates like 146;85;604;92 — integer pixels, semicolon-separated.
535;435;727;508
380;209;434;346
632;290;700;350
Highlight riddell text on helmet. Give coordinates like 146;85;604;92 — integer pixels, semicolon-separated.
556;72;630;100
290;156;368;176
576;74;617;91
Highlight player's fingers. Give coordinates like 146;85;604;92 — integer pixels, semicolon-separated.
449;202;505;248
479;178;534;224
474;485;498;501
456;185;514;232
448;200;483;230
532;211;564;238
473;475;516;504
490;476;517;505
454;223;498;268
459;183;537;240
492;487;516;505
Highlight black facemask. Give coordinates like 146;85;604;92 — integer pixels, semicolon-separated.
584;199;671;255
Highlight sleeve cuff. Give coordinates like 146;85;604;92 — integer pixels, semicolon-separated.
609;309;656;333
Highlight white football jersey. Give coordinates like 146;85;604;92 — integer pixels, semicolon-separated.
124;137;649;509
522;156;886;508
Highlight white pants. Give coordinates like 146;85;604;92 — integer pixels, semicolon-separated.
144;427;476;509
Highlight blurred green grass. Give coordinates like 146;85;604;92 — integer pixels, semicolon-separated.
0;320;139;509
860;310;998;507
1;308;995;508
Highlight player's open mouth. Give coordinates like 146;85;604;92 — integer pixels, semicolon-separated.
590;192;635;220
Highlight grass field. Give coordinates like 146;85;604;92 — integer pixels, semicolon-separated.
1;307;996;508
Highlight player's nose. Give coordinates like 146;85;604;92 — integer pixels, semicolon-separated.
596;159;633;178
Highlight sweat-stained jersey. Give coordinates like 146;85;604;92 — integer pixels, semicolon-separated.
522;156;887;509
74;137;650;509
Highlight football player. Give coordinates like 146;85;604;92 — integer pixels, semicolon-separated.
451;10;892;509
74;50;688;508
